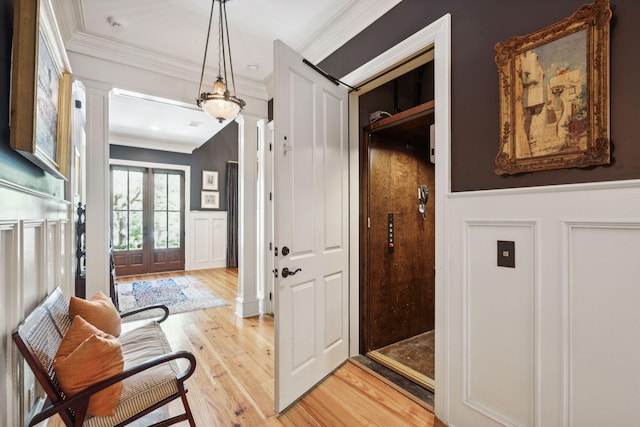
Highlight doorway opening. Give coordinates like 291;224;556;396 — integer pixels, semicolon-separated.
111;165;186;276
358;57;436;395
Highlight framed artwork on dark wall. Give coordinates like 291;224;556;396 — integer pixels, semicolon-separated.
202;170;219;190
10;0;73;180
494;0;611;175
201;191;219;209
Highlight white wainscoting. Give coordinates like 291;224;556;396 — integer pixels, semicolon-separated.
0;182;72;427
187;211;228;270
463;221;536;426
566;221;640;427
446;180;640;427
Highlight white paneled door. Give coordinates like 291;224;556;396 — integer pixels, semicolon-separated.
273;40;349;412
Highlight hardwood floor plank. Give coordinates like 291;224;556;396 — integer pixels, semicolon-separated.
49;268;434;426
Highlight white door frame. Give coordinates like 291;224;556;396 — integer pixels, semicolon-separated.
341;13;451;421
263;121;275;314
257;119;275;314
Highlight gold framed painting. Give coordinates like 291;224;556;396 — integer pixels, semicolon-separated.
494;0;611;175
10;0;73;180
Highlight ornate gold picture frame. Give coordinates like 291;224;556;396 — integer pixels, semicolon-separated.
494;0;611;175
10;0;73;180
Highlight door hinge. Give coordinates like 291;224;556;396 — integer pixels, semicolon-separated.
269;242;272;251
275;247;278;256
273;269;278;278
269;192;273;201
269;143;272;151
368;217;371;228
269;292;273;301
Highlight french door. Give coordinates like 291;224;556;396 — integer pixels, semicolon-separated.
111;166;185;276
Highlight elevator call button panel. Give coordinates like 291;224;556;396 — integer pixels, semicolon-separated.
388;213;394;253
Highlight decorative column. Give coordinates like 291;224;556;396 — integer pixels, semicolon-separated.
235;114;261;317
81;79;112;299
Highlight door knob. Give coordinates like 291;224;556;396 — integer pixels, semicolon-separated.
281;267;301;278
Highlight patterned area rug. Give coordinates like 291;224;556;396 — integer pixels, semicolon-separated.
117;275;227;319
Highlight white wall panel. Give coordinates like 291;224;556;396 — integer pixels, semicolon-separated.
0;183;71;427
464;222;536;426
447;181;640;427
46;220;60;293
0;221;19;427
61;219;74;298
21;220;46;315
188;211;227;270
567;222;640;427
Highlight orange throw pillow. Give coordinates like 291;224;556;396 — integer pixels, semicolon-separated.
54;316;124;417
69;292;121;337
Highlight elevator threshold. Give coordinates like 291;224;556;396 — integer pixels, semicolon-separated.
366;350;435;392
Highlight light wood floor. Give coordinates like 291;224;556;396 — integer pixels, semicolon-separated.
52;268;436;426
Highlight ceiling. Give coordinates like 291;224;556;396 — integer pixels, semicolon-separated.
53;0;402;152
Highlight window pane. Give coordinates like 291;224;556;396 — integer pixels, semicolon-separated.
168;212;181;248
112;170;128;210
112;211;128;250
154;211;167;249
168;174;181;211
129;211;143;249
129;171;144;211
155;173;167;211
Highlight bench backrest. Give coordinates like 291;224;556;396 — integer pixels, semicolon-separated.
13;288;74;425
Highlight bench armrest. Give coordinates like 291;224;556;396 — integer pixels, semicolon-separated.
120;304;170;323
28;350;196;427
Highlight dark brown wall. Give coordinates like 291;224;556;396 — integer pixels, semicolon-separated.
320;0;640;191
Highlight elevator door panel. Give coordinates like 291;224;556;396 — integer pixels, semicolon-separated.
367;135;435;350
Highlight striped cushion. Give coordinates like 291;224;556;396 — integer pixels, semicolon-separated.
43;288;72;336
83;322;181;427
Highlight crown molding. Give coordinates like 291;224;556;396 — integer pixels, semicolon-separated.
50;0;84;43
110;133;201;154
298;0;403;63
66;32;269;100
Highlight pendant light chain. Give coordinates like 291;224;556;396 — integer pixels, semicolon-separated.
218;0;226;82
197;0;216;105
222;0;238;97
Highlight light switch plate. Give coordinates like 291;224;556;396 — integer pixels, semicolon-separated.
497;240;515;268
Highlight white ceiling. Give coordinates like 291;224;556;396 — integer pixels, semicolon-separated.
53;0;402;153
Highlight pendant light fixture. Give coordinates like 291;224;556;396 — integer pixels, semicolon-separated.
197;0;245;123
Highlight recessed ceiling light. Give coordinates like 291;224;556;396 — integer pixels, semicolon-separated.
150;125;160;131
188;121;202;128
247;64;259;72
107;16;125;29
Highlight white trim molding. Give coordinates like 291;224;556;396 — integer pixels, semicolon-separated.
344;13;452;422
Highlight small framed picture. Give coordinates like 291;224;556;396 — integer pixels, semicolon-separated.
201;191;219;209
202;170;218;190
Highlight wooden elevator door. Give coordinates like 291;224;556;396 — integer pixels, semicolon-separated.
363;109;436;352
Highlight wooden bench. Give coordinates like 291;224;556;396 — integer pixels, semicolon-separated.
13;288;197;427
